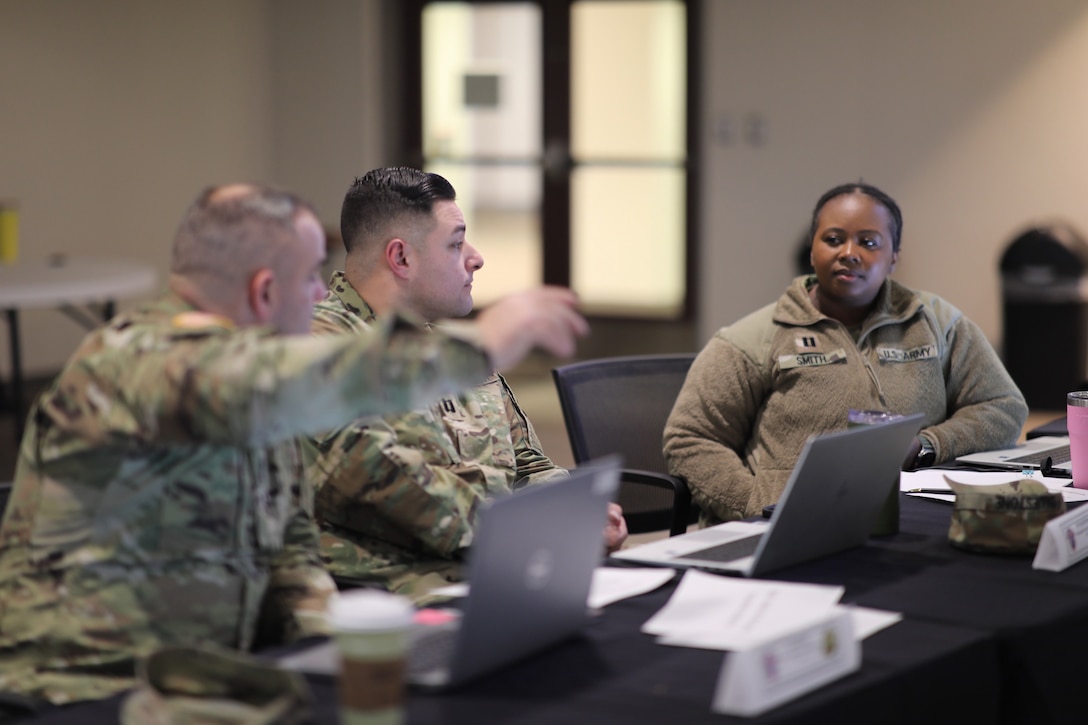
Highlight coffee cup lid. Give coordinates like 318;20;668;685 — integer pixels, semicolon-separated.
328;589;415;632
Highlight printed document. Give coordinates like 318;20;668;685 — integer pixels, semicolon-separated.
641;570;846;650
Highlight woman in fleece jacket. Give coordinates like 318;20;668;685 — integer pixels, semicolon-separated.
664;182;1027;524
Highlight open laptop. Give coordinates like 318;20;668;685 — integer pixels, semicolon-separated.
277;456;621;689
611;414;923;576
956;436;1072;474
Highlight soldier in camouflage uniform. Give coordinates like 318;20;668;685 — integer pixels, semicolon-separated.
0;183;588;707
307;168;626;599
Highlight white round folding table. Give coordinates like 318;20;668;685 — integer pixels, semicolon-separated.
0;256;158;442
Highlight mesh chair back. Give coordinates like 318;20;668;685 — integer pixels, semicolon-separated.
552;354;696;534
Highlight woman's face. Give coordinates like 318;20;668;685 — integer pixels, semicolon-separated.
809;192;899;318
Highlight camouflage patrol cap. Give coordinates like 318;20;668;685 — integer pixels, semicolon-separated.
121;645;315;725
946;476;1065;555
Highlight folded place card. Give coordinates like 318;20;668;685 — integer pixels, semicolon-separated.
1032;503;1088;572
710;609;859;717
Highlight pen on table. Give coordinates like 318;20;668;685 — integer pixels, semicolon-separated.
906;488;955;495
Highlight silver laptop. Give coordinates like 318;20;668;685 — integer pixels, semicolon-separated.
278;457;620;689
956;436;1072;474
611;415;923;576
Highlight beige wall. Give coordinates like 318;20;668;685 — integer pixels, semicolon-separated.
0;0;391;376
0;0;277;374
4;0;1088;377
700;0;1088;359
269;0;388;222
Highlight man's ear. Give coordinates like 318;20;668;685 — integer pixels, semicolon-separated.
247;267;277;325
386;238;412;280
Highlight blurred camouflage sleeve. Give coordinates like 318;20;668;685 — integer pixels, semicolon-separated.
259;467;336;643
63;314;491;448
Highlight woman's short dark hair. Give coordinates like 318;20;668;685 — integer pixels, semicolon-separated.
808;182;903;252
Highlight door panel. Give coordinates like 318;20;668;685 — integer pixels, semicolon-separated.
572;165;685;316
423;2;543;306
414;0;692;319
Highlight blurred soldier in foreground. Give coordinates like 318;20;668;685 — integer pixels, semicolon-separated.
0;183;588;706
308;168;626;599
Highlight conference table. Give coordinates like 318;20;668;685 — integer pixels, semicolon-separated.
21;491;1088;724
0;257;157;442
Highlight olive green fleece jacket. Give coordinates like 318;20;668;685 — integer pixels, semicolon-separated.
664;276;1028;524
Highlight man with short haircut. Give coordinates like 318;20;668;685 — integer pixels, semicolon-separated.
307;168;626;598
0;183;587;706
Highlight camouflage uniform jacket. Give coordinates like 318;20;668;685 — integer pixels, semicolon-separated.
307;272;567;598
0;292;491;705
665;276;1028;523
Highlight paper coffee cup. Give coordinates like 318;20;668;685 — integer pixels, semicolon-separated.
328;590;415;725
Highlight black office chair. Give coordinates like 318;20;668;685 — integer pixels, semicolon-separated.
552;353;697;536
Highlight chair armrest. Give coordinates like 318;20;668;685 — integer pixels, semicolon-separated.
620;469;692;537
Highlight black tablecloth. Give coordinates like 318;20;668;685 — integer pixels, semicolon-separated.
18;494;1084;724
855;496;1088;725
21;590;997;725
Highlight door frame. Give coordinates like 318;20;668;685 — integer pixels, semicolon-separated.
391;0;700;323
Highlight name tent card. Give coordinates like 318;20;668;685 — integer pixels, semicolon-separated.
710;609;859;717
1033;503;1088;572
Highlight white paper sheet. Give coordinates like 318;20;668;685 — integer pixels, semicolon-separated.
427;566;676;608
655;604;901;651
641;569;847;650
646;571;901;652
849;605;903;639
899;469;1088;503
588;567;677;609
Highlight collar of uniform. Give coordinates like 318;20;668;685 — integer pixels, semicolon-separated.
774;275;922;330
327;270;378;323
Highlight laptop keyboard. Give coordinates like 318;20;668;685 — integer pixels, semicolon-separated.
673;534;764;563
1005;444;1071;466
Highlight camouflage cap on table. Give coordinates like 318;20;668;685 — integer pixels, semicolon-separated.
121;645;314;725
946;476;1065;555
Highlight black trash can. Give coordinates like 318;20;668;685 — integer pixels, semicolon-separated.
1000;224;1088;410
